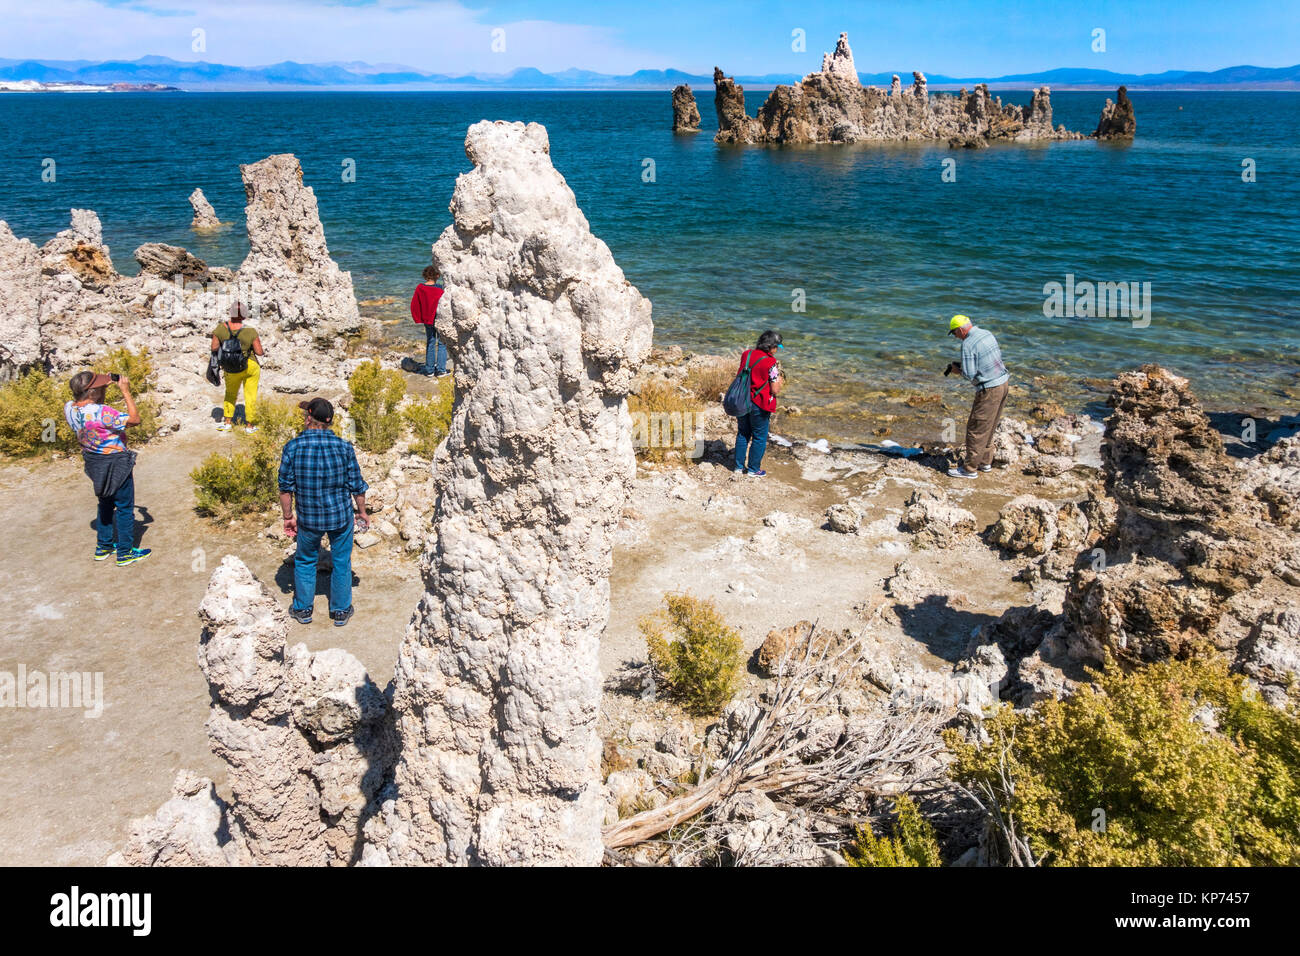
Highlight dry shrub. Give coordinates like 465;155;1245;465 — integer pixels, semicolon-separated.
403;376;454;457
844;794;942;867
627;380;702;463
190;399;306;517
947;656;1300;866
0;346;162;457
684;359;735;405
348;359;407;453
0;370;76;456
641;593;743;716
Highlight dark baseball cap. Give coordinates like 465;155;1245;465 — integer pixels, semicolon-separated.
299;398;334;424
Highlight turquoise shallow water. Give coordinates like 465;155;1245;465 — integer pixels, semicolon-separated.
2;90;1298;438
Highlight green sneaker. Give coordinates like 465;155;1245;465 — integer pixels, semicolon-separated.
116;548;152;567
94;546;114;561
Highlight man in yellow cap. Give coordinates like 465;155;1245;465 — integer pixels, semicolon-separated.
944;314;1009;478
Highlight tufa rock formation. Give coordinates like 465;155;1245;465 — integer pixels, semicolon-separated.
900;488;977;549
366;120;653;866
964;366;1297;709
189;187;223;230
671;83;701;132
237;154;361;337
987;494;1092;557
117;121;654;867
706;32;1139;148
1049;366;1300;702
113;557;396;866
0;222;43;380
134;242;214;284
711;32;1088;147
712;67;761;144
0;154;364;392
1094;85;1137;140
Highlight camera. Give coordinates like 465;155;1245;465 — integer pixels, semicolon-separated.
110;373;120;382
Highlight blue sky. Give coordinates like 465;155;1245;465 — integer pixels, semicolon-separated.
3;0;1297;74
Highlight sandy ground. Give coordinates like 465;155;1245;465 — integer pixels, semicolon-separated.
0;393;1078;864
0;428;424;866
605;439;1065;682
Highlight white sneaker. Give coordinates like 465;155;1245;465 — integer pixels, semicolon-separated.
979;464;992;472
244;424;259;434
216;421;232;432
947;467;979;479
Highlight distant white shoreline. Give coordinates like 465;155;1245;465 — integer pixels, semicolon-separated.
2;80;1298;94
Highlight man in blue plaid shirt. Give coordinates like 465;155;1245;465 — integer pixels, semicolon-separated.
278;398;369;627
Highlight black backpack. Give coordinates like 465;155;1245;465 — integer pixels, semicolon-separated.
217;322;249;374
723;351;760;418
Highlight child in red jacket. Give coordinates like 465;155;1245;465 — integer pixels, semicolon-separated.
407;265;448;376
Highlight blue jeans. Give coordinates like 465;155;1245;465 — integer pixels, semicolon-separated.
97;474;136;557
420;325;448;376
292;522;354;614
734;408;771;473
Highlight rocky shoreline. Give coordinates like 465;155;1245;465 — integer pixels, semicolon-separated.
3;117;1297;868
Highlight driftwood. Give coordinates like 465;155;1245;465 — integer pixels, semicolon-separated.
603;620;946;850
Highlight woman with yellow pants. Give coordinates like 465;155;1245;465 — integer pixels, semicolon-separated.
211;302;265;433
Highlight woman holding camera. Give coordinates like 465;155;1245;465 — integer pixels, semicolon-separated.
64;370;151;566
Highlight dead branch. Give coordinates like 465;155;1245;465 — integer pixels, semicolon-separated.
952;722;1039;867
604;617;947;850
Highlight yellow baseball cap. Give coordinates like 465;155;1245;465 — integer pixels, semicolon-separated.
948;314;971;335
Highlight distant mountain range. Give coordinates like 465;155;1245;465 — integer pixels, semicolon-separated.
1;55;1298;91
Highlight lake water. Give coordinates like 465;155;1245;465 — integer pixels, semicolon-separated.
2;89;1298;440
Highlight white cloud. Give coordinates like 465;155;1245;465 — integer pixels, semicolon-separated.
0;0;676;73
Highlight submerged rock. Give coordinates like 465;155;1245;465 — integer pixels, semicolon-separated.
713;32;1090;146
189;187;223;230
671;83;701;132
1094;86;1137;140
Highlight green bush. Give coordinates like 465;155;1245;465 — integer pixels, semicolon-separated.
0;348;166;458
93;346;155;395
403;378;454;457
946;656;1300;866
348;359;406;453
844;795;943;867
0;370;77;456
190;398;305;518
93;347;161;443
641;593;744;716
